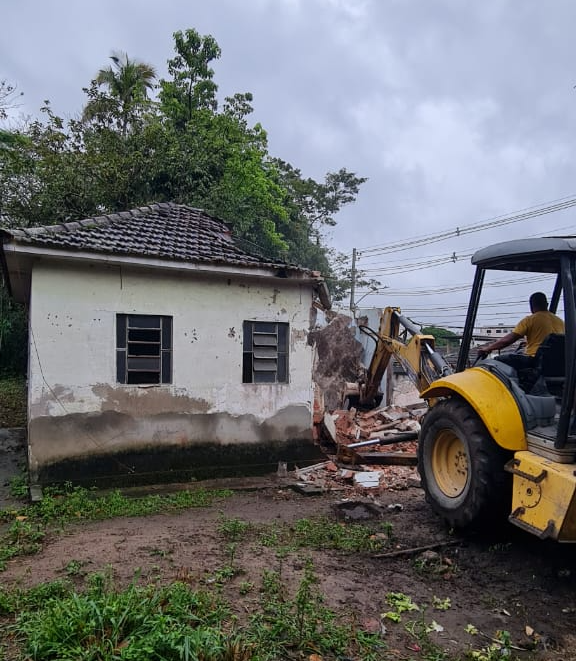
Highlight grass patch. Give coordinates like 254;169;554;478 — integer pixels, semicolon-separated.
0;375;26;427
10;574;233;660
9;474;29;499
29;483;234;525
0;484;232;570
1;566;388;661
249;558;385;660
259;516;393;553
0;571;523;661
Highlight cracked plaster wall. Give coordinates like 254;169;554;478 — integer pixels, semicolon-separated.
28;261;316;483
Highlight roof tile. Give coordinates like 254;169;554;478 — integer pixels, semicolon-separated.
4;202;308;274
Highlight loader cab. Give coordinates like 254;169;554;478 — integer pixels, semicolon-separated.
457;236;576;453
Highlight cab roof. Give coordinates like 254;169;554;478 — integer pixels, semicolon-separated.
471;236;576;273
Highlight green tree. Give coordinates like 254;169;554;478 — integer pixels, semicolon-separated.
0;30;368;305
83;51;157;135
272;160;369;298
421;326;459;349
159;28;221;127
0;287;27;375
273;160;367;246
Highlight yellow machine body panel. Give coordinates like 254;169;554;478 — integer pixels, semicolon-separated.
508;451;576;542
421;368;526;452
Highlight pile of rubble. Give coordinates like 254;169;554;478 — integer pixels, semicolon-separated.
297;402;428;494
329;403;425;446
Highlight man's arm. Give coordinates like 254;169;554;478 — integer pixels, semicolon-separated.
477;332;521;358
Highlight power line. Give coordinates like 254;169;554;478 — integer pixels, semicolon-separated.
353;273;552;297
361;252;473;275
357;194;576;257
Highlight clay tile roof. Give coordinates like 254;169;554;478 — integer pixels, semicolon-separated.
3;203;310;273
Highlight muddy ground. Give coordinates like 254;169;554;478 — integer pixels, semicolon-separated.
2;471;576;660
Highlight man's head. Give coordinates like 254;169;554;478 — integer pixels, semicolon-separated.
529;291;548;313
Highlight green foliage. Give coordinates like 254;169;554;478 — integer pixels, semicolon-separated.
0;518;45;569
0;375;26;426
64;559;88;577
404;610;452;661
421;325;459;349
382;591;420;622
1;566;388;661
159;28;221;124
83;51;156;135
15;577;232;660
0;286;27;376
432;595;452;611
31;484;233;525
217;516;250;542
249;559;385;660
9;473;28;499
259;516;393;553
465;630;516;661
0;579;71;616
0;28;366;302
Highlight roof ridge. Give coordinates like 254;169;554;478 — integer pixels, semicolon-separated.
3;202;232;238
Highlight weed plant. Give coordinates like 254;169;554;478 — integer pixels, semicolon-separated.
1;567;388;661
0;519;45;569
248;559;385;660
12;575;234;660
9;474;28;500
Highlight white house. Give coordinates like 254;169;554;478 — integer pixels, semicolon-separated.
472;324;515;346
0;203;329;487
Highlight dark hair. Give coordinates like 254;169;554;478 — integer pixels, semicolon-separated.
529;292;548;311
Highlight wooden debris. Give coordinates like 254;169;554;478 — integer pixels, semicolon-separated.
372;539;460;558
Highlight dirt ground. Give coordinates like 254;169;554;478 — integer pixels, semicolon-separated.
2;473;576;660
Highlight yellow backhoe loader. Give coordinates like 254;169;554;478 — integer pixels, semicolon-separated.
351;236;576;542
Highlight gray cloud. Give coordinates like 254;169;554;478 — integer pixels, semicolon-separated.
2;0;576;325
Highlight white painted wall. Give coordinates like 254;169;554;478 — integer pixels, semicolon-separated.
28;259;316;469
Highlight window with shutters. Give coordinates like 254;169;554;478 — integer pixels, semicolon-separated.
116;314;172;385
242;321;288;384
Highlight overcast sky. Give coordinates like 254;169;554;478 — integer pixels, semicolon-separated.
3;0;576;329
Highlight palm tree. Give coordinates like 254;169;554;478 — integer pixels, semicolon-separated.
84;51;157;135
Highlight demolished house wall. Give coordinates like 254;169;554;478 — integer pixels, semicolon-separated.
27;261;319;486
310;312;365;410
310;310;391;410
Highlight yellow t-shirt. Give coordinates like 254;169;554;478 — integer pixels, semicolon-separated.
513;311;565;356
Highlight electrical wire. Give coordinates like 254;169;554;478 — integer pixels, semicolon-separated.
357;194;576;257
360;252;474;275
353;273;552;297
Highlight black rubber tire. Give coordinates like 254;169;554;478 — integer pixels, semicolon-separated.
418;397;511;529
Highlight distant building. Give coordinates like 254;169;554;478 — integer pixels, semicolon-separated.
472;324;515;346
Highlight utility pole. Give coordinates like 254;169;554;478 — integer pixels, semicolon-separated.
349;247;357;313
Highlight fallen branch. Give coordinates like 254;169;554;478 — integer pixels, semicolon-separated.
372;539;460;558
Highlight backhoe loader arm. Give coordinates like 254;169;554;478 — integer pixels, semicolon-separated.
357;307;453;407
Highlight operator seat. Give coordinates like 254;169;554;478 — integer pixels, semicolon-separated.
529;333;565;397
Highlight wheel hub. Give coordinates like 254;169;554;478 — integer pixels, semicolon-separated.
432;429;469;497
